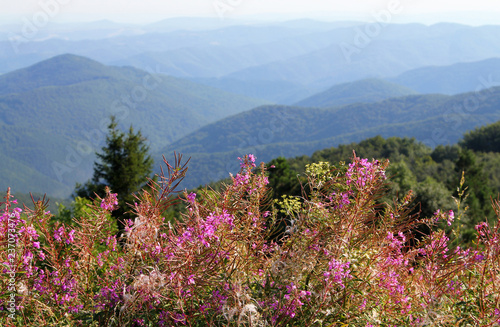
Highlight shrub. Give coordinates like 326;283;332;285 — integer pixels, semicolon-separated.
1;154;500;326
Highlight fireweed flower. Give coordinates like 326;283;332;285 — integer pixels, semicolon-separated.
19;225;39;240
248;154;256;165
233;171;251;188
100;192;118;211
475;222;489;237
187;192;196;204
23;251;34;265
324;258;352;288
447;210;455;226
346;156;387;188
53;226;64;242
434;209;441;222
238;154;256;169
233;154;268;193
66;229;76;244
4;155;500;325
196;210;235;247
95;281;123;310
330;191;351;209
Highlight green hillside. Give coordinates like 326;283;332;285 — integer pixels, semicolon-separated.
294;78;418;107
0;54;267;197
159;87;500;188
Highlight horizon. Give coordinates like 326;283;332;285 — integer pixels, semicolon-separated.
2;14;500;27
0;0;499;27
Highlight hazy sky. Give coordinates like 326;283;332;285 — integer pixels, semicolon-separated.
1;0;499;25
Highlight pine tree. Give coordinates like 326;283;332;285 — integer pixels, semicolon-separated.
75;116;154;236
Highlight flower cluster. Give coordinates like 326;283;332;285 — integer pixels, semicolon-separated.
100;190;118;211
1;154;500;326
233;154;269;193
346;155;387;189
323;258;352;288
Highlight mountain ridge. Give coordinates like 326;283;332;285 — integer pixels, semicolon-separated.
294;78;418;107
389;57;500;94
0;54;268;197
159;87;500;188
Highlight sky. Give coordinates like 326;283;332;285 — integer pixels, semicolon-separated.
0;0;499;25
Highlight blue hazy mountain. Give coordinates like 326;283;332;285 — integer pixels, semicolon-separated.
294;78;418;107
389;57;500;95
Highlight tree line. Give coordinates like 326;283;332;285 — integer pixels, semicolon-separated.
58;118;500;246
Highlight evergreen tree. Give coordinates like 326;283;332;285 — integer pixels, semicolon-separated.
75;116;154;237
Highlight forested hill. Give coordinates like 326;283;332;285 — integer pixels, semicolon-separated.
0;54;267;197
160;86;500;188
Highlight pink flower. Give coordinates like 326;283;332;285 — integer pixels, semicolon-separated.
238;154;257;169
66;229;76;244
23;251;34;265
101;192;118;211
447;210;455;226
187;192;196;204
324;259;352;288
434;209;441;222
54;227;64;242
346;156;386;188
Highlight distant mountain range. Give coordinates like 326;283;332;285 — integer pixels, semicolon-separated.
2;52;500;197
2;19;500;198
388;57;500;95
2;21;500;103
294;79;417;107
292;58;500;108
0;54;267;197
196;24;500;103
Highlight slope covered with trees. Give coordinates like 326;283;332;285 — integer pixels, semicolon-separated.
161;87;500;189
0;54;267;197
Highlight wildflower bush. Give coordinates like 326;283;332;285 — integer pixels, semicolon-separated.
1;153;500;326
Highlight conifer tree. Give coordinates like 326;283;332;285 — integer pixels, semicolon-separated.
75;116;154;236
